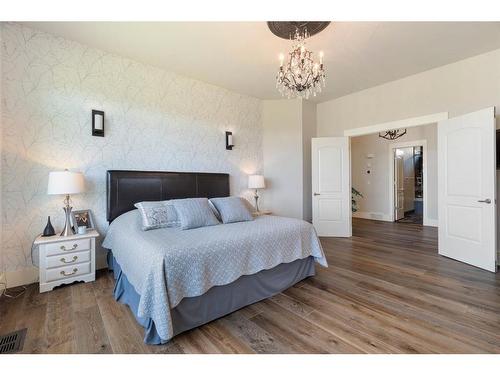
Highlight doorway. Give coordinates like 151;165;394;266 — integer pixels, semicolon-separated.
393;146;423;224
313;109;497;272
389;140;428;226
349;127;433;226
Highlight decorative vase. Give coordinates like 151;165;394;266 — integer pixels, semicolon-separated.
42;216;56;237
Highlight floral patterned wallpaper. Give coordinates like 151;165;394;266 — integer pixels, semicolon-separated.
1;23;263;274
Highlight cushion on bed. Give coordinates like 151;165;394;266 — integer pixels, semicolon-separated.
209;197;254;224
171;198;220;230
134;201;180;231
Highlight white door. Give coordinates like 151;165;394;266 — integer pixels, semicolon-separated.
312;137;351;237
438;107;497;272
394;152;405;221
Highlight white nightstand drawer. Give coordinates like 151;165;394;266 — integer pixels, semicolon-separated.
45;238;91;256
46;262;91;282
45;250;90;269
35;230;99;293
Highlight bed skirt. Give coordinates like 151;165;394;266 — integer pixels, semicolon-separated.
107;252;315;344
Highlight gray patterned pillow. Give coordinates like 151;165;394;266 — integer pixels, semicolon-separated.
134;201;180;231
171;198;220;230
209;197;254;224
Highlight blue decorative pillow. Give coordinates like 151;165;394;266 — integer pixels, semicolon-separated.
134;201;180;231
171;198;220;230
209;197;254;224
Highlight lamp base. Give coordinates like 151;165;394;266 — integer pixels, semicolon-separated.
60;205;75;236
254;189;260;212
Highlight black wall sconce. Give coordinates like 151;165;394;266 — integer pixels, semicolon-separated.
92;110;105;137
225;131;234;150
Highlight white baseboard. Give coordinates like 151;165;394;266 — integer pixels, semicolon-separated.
354;211;439;228
352;211;392;222
424;218;439;227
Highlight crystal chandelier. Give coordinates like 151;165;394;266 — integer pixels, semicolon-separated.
276;28;326;99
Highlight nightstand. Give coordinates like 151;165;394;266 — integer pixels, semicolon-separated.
34;229;99;293
252;210;272;217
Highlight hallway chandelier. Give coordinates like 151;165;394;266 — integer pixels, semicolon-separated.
274;27;327;99
378;128;407;140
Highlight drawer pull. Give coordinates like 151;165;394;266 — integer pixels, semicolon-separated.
60;244;78;251
60;256;78;264
60;268;78;276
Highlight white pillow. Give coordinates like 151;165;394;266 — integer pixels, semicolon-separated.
134;201;180;231
170;198;220;230
209;197;253;224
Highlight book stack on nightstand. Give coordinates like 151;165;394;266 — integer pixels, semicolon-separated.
33;230;99;293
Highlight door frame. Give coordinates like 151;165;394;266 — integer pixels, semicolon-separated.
344;112;448;137
388;140;430;225
344;112;447;230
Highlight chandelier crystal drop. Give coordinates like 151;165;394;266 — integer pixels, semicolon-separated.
276;28;326;99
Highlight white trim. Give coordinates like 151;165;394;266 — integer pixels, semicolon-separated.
424;219;439;227
352;211;392;222
343;112;448;137
388;140;433;226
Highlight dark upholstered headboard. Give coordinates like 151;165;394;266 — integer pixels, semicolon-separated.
106;170;230;222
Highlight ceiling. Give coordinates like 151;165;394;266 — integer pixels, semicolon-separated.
22;22;500;102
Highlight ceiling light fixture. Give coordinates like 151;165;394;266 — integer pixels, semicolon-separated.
269;22;330;99
378;129;407;141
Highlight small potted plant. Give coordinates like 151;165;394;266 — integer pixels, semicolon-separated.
352;187;363;213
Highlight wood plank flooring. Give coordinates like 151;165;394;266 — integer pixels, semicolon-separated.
1;218;499;353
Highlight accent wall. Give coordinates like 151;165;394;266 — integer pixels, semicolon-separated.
0;23;263;287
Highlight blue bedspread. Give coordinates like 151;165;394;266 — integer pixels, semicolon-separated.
102;210;327;341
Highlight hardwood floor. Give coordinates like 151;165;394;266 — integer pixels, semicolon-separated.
1;218;499;353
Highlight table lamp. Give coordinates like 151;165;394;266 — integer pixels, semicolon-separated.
47;170;85;236
248;174;265;212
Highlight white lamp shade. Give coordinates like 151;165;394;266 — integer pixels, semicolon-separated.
47;171;85;195
248;175;265;189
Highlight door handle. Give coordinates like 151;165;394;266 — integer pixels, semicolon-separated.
314;193;320;196
478;198;491;204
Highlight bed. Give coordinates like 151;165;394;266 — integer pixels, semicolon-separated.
102;170;327;344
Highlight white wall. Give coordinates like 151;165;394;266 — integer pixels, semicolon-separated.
301;100;316;222
1;23;264;287
318;48;500;258
262;99;316;221
317;48;500;137
351;123;437;222
262;99;302;219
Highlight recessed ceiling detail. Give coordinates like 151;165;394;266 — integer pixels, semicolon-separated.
267;21;331;39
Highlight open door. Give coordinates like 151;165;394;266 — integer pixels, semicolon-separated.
394;152;405;221
312;137;351;237
438;107;497;272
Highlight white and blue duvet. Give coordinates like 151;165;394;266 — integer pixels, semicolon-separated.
102;210;327;341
